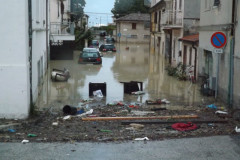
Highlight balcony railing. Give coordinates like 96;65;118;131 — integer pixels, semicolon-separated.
50;22;75;35
161;10;183;27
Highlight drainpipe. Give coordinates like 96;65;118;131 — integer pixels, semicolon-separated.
228;0;236;108
28;0;33;112
46;0;49;69
192;42;197;81
169;30;172;64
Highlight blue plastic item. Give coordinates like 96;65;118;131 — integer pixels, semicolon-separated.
206;104;217;109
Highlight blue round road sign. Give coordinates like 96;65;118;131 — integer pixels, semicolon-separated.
211;32;227;48
117;33;121;37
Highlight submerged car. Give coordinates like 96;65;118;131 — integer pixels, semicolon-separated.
90;40;99;48
99;44;116;52
106;37;115;43
78;48;102;64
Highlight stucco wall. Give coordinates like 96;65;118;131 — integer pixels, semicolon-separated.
117;22;150;43
199;0;232;103
233;2;240;107
0;0;30;119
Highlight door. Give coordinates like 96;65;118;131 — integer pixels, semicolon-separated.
183;45;187;65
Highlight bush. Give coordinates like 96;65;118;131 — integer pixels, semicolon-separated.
166;63;187;81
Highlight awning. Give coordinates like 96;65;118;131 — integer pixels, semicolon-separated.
179;34;199;43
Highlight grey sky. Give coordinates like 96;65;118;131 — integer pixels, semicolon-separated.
84;0;115;26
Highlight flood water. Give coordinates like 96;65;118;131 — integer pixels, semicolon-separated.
37;41;206;110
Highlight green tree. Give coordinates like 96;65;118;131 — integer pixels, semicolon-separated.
71;0;86;23
111;0;149;18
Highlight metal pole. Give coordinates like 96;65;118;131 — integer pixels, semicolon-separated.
215;53;220;99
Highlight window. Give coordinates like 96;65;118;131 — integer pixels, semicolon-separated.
144;21;150;29
131;35;138;39
36;0;40;22
154;12;157;23
179;0;182;10
213;0;220;6
144;35;150;39
205;0;210;10
132;23;137;29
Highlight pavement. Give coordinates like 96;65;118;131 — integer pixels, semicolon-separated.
1;135;240;160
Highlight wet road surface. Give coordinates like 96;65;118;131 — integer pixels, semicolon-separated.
37;42;208;110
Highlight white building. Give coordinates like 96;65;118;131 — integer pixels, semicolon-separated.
0;0;49;119
49;0;76;60
199;0;240;108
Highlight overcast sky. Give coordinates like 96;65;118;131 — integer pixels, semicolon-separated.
84;0;115;27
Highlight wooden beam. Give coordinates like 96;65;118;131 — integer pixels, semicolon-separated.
121;120;228;125
82;115;199;121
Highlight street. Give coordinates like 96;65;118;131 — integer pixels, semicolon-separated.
1;136;240;160
36;41;210;110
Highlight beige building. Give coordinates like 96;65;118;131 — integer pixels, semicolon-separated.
150;0;200;71
116;13;150;43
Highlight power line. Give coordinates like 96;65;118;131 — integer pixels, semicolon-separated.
85;11;113;15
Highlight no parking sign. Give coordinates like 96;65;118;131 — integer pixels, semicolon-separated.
211;32;227;49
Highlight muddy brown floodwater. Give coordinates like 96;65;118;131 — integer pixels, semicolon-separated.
0;42;239;143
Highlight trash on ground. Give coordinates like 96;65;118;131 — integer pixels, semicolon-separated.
93;90;104;98
8;129;16;133
77;108;85;115
82;115;199;121
77;109;93;117
134;137;149;141
63;105;77;115
21;140;29;144
151;107;167;111
235;126;240;133
63;115;71;120
28;134;37;137
99;129;112;133
146;99;170;105
206;104;217;109
51;68;70;82
52;122;59;126
171;122;198;132
131;110;155;116
130;123;144;129
131;91;145;95
215;111;228;115
128;105;139;109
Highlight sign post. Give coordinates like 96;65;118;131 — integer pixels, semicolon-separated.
210;32;227;99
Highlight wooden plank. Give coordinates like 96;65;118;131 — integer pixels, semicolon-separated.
81;115;199;121
121;120;228;125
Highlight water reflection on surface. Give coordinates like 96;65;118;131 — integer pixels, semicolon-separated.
37;42;204;109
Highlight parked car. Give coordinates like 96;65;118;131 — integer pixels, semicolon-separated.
99;44;116;52
78;48;102;64
100;31;106;37
90;40;99;48
106;37;115;43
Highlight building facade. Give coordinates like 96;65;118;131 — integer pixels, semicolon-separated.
50;0;75;60
199;0;240;108
116;13;150;43
0;0;49;119
150;0;200;71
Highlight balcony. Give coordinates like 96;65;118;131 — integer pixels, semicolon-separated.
161;10;183;28
50;22;75;42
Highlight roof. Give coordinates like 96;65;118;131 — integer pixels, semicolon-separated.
116;13;150;22
179;34;199;43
